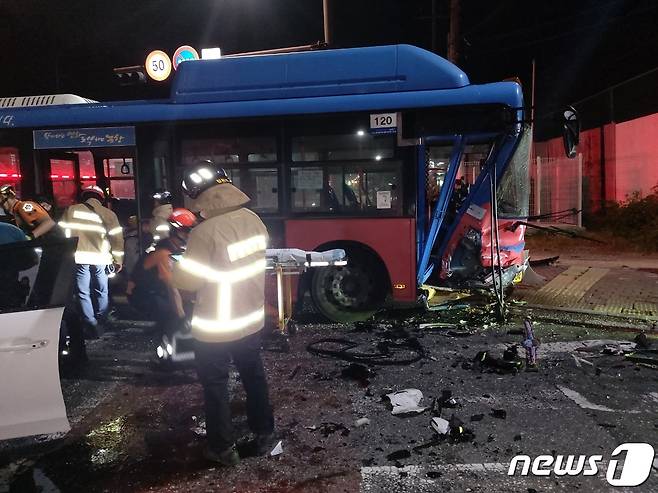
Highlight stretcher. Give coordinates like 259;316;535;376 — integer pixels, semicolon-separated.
265;248;347;335
156;248;347;363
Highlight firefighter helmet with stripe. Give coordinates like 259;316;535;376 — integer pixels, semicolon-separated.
181;160;231;199
152;189;172;205
80;185;106;202
168;208;198;232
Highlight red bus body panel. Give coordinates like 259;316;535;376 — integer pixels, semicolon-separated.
285;218;417;303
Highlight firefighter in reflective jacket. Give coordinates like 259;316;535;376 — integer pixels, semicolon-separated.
149;189;173;244
172;162;274;466
0;184;57;239
127;208;197;351
59;185;124;338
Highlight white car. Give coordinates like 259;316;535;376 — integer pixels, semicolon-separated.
0;237;77;440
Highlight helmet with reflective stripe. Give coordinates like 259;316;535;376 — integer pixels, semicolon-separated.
152;189;172;205
81;185;106;202
0;184;16;199
181;160;231;199
168;208;198;232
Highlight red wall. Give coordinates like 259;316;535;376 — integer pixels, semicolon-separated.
614;113;658;200
535;112;658;208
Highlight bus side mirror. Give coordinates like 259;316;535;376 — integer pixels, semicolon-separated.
562;106;580;158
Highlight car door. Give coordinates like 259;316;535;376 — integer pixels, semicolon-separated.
0;236;77;440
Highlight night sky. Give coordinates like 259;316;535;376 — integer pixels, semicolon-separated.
2;1;657;136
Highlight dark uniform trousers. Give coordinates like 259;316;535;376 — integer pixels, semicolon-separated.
194;333;274;452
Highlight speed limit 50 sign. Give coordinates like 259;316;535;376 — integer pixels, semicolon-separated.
145;50;172;82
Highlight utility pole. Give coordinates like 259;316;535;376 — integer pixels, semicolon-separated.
323;0;332;46
447;0;461;63
431;0;437;53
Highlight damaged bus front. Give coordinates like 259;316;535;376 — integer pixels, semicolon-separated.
413;102;531;297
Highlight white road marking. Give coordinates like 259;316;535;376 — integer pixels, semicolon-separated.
557;386;640;413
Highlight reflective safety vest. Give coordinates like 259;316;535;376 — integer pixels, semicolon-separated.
172;207;268;343
58;198;124;265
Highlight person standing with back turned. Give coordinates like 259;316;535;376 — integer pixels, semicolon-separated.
172;161;274;466
59;185;124;339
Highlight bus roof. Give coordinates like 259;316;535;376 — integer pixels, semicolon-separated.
3;45;523;129
171;44;470;103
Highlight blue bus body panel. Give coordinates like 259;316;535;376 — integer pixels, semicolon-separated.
171;45;469;103
5;83;522;129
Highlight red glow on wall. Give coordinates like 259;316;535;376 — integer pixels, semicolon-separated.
535;112;658;209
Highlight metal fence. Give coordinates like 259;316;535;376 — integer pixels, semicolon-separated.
529;153;583;227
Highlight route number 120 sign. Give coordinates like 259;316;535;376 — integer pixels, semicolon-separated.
145;50;172;82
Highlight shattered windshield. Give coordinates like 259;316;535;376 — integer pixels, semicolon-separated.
497;126;531;218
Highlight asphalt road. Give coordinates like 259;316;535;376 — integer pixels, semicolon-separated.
1;311;657;492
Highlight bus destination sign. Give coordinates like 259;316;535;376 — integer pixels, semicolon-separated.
369;113;397;135
33;126;136;149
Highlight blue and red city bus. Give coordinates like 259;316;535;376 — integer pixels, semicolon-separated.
0;44;533;322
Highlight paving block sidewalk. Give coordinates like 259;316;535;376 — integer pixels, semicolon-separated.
514;263;658;319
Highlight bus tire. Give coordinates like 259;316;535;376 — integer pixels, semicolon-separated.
310;248;388;323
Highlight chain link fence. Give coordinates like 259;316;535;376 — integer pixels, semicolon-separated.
530;153;583;226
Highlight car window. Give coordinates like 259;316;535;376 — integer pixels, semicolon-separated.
0;238;77;313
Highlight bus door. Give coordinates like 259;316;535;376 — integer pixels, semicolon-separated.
40;149;137;223
43;151;82;211
95;150;137;224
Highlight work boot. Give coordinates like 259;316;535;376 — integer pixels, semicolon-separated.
203;445;240;466
253;433;277;456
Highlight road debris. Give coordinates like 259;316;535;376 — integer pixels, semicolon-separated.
418;322;455;329
430;390;460;417
474;350;523;374
490;409;507;420
634;332;652;349
447;416;475;442
355;418;371;428
430;417;450;435
310;422;350;437
522;318;540;369
270;441;283;456
306;325;425;365
572;354;594;368
625;350;658;368
341;363;375;386
386;389;427;415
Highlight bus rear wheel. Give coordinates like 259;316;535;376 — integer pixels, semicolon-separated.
310;250;387;323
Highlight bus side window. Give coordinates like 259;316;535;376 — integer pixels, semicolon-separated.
181;136;278;213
